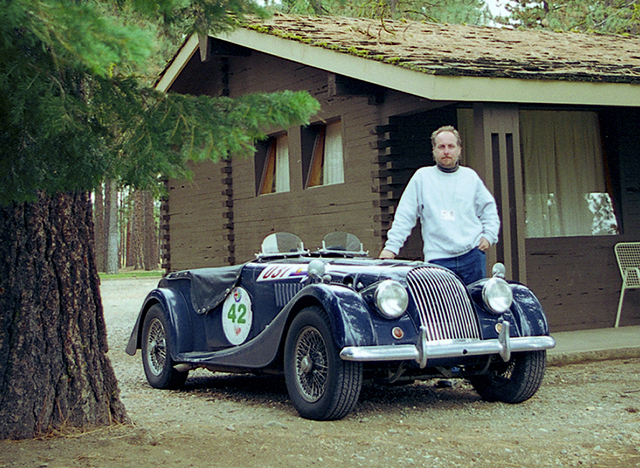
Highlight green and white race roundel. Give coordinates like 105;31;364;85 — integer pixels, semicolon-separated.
222;287;253;345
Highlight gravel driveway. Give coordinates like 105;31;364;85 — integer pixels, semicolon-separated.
1;277;639;468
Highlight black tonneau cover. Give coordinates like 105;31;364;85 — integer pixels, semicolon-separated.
163;265;244;315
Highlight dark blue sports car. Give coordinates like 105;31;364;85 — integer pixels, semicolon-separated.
126;232;555;420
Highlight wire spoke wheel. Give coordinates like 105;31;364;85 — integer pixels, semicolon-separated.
294;326;329;402
284;306;363;420
146;318;167;377
141;304;188;389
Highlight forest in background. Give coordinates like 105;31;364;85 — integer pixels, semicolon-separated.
94;186;159;274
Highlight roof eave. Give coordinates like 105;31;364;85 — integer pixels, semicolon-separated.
156;34;200;93
157;28;640;107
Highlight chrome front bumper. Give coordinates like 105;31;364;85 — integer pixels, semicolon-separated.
340;321;556;368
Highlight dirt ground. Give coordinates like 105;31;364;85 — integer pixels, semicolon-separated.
1;277;640;468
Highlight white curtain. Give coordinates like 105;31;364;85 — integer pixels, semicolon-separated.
323;121;344;185
521;110;617;237
275;134;290;193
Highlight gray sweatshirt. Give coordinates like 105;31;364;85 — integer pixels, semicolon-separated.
384;165;500;261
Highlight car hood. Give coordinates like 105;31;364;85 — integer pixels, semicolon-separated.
158;257;437;316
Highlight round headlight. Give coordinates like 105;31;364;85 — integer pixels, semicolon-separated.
375;280;409;319
482;277;513;314
307;259;326;277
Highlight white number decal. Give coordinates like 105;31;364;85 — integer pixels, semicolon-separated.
256;264;308;281
222;287;252;345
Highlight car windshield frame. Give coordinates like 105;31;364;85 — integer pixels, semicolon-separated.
316;232;369;257
256;232;310;260
255;232;369;260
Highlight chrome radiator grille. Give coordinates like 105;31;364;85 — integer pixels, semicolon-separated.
406;267;481;342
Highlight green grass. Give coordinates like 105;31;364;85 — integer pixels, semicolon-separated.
99;270;164;280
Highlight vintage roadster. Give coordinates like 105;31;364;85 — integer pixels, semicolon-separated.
126;232;555;420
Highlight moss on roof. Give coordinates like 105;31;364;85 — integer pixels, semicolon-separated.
243;14;640;84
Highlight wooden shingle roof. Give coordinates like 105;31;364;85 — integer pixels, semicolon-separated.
244;14;640;84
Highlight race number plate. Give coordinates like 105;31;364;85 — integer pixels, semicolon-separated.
222;287;253;345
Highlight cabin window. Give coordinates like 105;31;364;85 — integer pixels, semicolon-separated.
256;133;290;195
521;110;618;238
302;120;344;188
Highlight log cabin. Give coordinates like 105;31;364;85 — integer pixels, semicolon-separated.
156;14;640;331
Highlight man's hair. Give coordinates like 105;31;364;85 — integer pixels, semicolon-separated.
430;125;462;149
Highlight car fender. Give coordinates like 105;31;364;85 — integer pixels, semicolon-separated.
125;288;193;357
508;284;550;337
468;280;550;339
161;283;377;370
287;283;377;349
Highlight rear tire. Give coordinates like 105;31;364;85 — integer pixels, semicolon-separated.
469;351;546;403
141;304;188;389
284;306;363;420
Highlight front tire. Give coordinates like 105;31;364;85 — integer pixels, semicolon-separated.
141;304;188;389
284;307;363;420
469;351;546;403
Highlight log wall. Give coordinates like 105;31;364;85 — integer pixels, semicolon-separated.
526;236;640;331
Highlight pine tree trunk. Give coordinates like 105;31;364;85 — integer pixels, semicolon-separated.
131;190;144;270
94;184;106;272
0;191;128;439
125;193;133;268
143;190;158;271
105;180;119;275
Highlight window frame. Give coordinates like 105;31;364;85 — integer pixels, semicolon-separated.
301;119;344;189
255;132;290;196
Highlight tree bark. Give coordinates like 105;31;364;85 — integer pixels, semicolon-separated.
143;190;158;271
105;180;119;275
130;190;144;270
94;184;106;272
0;191;128;439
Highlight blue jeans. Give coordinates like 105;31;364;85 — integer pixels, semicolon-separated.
430;248;486;285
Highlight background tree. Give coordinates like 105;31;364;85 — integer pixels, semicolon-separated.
106;180;121;275
0;0;319;439
93;181;122;274
497;0;640;34
142;190;159;271
274;0;492;25
94;185;106;272
95;186;159;274
122;188;159;271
